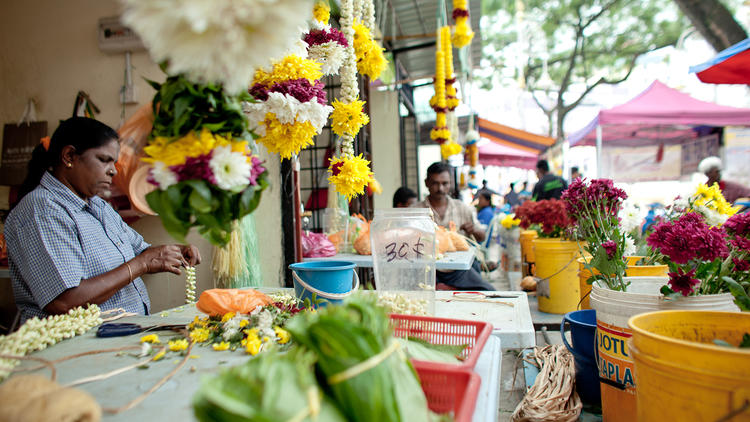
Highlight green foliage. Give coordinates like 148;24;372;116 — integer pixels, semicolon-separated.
721;276;750;311
480;0;690;138
146;171;269;247
147;74;253;139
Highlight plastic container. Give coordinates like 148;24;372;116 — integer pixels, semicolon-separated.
533;238;580;314
413;361;481;422
623;256;669;278
371;209;436;312
629;310;750;422
289;261;359;306
578;256;644;310
389;313;492;369
590;276;740;422
561;309;600;407
519;230;538;276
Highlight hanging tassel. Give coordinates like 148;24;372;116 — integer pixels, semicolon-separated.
212;221;246;288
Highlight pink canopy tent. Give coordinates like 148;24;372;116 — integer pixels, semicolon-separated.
567;80;750;175
477;140;538;169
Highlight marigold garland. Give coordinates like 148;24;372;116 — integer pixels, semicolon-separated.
143;130;247;167
440;141;462;159
256;113;318;160
352;21;387;80
430;44;450;144
313;1;330;23
452;0;474;48
330;99;370;138
253;55;323;87
441;26;459;111
328;154;374;201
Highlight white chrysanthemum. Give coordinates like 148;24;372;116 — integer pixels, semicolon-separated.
624;235;636;257
673;196;689;212
618;200;642;233
121;0;312;94
150;162;178;190
244;93;332;132
696;205;728;227
308;41;347;75
209;146;252;191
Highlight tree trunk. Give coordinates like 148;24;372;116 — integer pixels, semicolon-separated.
672;0;747;51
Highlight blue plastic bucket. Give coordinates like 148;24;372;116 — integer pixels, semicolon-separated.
561;309;601;407
289;261;359;306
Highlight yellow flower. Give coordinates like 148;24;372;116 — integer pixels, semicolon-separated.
313;1;330;24
189;328;210;343
440;141;462;159
188;316;208;330
244;327;260;337
253;55;323;88
142;129;247;166
152;349;166;361
212;342;230;351
351;23;387;80
435;112;447;128
168;339;189;352
328;154;374;200
257;113;317;160
501;214;521;229
245;337;262;355
239;319;249;328
368;176;383;194
274;326;290;344
330;99;370;138
452;18;474;48
140;334;160;344
221;312;236;323
430;127;451;142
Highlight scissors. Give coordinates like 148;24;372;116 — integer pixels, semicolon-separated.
452;291;521;299
96;323;186;338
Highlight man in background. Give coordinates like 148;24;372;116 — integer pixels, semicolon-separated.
392;187;417;208
504;182;521;210
532;159;568;201
570;166;581;181
698;156;750;203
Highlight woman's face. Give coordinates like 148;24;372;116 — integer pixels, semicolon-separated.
66;139;120;199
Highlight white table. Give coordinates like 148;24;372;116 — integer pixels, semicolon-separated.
303;249;477;271
474;336;502;422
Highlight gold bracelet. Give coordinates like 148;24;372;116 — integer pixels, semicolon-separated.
125;261;133;283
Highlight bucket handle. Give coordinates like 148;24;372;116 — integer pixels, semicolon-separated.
560;318;595;367
292;269;360;300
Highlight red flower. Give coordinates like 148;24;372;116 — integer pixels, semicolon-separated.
725;213;750;237
647;213;728;264
516;199;571;236
667;268;700;296
602;240;617;259
732;257;750;272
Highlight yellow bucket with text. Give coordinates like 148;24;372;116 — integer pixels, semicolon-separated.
578;256;653;310
534;238;579;314
629;310;750;422
520;230;538;276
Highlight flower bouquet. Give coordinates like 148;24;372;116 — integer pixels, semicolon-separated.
515;199;572;238
647;204;750;311
561;178;632;290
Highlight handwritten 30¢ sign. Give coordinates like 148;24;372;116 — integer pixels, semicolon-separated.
384;236;426;263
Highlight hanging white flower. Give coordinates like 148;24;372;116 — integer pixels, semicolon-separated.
209;146;252;191
308;42;347;75
121;0;312;94
150;162;178;190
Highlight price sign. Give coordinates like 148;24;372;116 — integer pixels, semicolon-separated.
383;236;426;263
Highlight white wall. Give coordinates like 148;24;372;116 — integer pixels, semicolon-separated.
369;89;401;209
0;0;285;312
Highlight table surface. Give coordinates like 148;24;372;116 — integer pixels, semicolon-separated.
303;249;477;270
13;290;523;421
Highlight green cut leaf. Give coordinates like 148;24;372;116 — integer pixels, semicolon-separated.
722;276;750;311
741;333;750;348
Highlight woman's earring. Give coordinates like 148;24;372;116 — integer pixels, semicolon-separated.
66;162;72;168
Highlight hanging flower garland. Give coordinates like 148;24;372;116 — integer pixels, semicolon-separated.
304;2;349;75
465;129;480;189
245;52;333;160
350;0;387;80
441;26;460;111
121;0;313;94
0;305;102;380
327;0;375;200
451;0;474;49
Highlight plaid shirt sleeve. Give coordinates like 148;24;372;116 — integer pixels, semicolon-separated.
119;216;150;256
10;210;86;309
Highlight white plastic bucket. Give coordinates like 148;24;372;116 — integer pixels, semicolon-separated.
590;276;740;422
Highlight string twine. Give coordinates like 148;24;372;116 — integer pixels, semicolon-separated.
327;341;401;385
511;345;582;422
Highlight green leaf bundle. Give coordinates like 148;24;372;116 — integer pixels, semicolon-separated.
193;347;346;422
285;295;431;422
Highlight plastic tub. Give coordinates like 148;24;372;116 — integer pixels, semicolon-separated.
413;361;481;422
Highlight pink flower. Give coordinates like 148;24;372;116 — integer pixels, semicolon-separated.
170;153;217;185
602;240;617;259
250;78;327;105
667;268;701;296
303;27;348;47
248;156;266;186
725;213;750;237
647;213;728;264
731;236;750;251
732;257;750;272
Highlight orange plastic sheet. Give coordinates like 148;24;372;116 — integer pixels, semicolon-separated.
196;289;273;316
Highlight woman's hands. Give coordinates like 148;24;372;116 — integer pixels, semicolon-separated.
133;244;202;276
180;244;202;266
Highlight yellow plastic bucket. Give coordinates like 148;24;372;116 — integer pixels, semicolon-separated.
590;278;740;422
623;256;668;277
578;256;646;310
534;238;579;314
520;230;537;276
629;310;750;422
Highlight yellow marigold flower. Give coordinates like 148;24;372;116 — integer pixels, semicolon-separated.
168;339;189;352
351;21;388;80
328;154;374;200
239;319;249;328
244;327;260;337
257;113;317;160
452;18;475;48
440;141;463;159
435;112;447;128
142;129;247;166
274;326;291;344
431;127;451;142
221;312;236;323
140;334;160;344
501;214;522;229
313;1;330;24
190;328;210;343
245;337;262;355
330;99;370;138
212;342;230;351
253;55;323;88
368;177;383;194
152;349;167;361
261;336;271;343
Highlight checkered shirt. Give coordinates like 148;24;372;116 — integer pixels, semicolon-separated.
5;172;151;323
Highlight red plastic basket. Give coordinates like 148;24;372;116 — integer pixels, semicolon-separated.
414;361;481;422
389;313;492;369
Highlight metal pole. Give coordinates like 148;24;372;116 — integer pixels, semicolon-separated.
292;155;303;263
596;124;603;178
